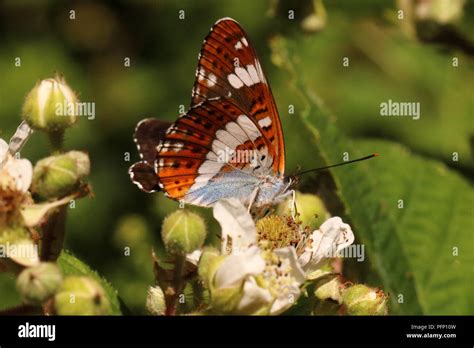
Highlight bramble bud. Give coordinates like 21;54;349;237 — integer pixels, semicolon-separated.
22;76;78;132
16;262;62;304
161;210;206;255
32;151;90;198
277;191;330;229
146;286;166;315
0;226;39;267
341;284;388;316
114;214;150;248
314;275;342;303
197;247;222;288
54;276;111;315
209;284;247;314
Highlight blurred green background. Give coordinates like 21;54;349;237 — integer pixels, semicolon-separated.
0;0;473;314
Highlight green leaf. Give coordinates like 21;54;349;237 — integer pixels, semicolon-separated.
57;250;122;315
355;140;474;315
270;36;474;314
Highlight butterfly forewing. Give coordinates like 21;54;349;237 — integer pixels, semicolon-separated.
130;18;288;207
191;18;285;175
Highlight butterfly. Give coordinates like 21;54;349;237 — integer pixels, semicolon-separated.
129;17;294;209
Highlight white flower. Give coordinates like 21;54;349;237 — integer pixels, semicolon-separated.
299;217;355;276
0;138;33;193
210;198;305;315
204;197;356;315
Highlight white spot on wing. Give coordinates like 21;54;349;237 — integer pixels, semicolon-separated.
235;67;253;86
247;64;260;84
234;41;243;50
207;73;217;87
198;160;224;175
198;67;205;81
228;73;244;89
242;38;249;47
211;138;228;154
237;115;261;140
173;142;184;152
216;129;240;149
226;121;248;143
254;59;266;83
258;116;272;128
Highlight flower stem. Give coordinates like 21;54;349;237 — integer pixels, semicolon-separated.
0;304;42;315
48;129;64;154
165;254;186;316
40;205;68;261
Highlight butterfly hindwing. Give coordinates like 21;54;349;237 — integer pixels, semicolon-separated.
130;119;172;192
155;98;275;205
134;118;173;163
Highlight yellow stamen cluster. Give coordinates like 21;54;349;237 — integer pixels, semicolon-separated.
256;214;316;260
256;215;300;250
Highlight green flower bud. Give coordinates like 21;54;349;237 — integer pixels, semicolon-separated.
209;284;245;314
314;275;342;303
277;191;330;229
161;210;206;255
114;214;150;248
22;75;78;132
32;151;90;198
341;284;388;316
146;286;166;315
0;226;39;267
54;276;111;315
0;225;31;245
16;262;62;304
197;247;222;288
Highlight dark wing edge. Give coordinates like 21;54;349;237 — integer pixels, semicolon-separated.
129;118;172;193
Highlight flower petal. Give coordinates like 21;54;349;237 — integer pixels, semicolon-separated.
214;246;265;288
274;247;306;285
0;138;9;164
5;158;33;192
271;247;304;314
300;217;354;272
270;283;301;315
236;277;273;314
213;198;256;253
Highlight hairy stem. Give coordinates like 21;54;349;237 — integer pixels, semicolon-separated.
40;206;67;261
165;255;186;316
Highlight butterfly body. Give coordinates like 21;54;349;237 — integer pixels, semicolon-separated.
130;18;292;209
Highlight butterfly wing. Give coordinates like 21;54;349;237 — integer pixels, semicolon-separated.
191;18;285;176
154;98;276;206
130;18;287;207
129;118;172;193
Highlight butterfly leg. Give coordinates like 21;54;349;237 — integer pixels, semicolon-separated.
290;189;298;220
247;186;260;212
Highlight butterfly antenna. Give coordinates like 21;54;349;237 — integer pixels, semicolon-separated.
296;153;379;176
